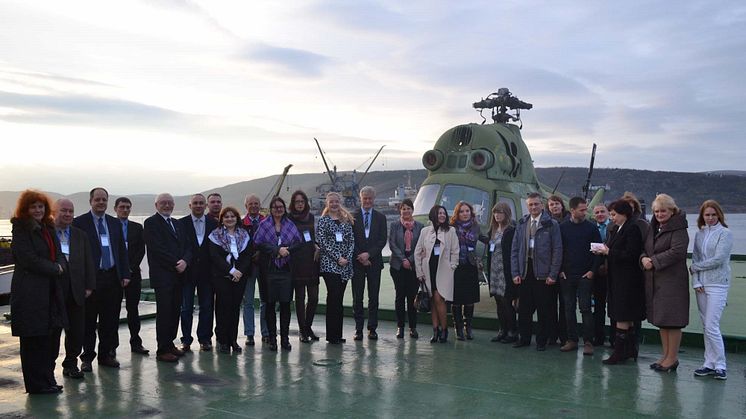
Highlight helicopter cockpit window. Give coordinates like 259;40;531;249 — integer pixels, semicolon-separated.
439;185;490;224
413;184;440;216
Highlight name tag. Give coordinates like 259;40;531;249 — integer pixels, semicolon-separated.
335;231;343;242
433;243;441;256
100;235;110;247
303;230;312;242
61;242;70;255
489;243;495;253
467;246;474;252
529;238;535;249
277;237;282;246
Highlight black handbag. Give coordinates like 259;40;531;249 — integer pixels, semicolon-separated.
414;282;431;313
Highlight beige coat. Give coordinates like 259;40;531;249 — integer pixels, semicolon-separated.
414;225;459;301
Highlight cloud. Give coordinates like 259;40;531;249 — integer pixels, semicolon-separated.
237;43;330;78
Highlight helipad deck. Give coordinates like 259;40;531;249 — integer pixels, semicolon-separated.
1;307;744;418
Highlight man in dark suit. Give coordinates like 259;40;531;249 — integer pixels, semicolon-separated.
53;198;96;379
179;193;218;352
144;193;192;362
592;203;611;346
114;197;149;355
352;186;388;340
72;187;130;370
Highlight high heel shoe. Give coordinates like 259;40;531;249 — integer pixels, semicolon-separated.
430;327;441;343
649;362;662;370
439;328;449;343
654;360;679;372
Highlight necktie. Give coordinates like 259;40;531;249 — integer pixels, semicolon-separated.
530;219;538;237
98;217;113;270
528;219;538;259
121;220;129;249
167;217;176;234
364;211;370;230
599;223;607;242
196;218;204;245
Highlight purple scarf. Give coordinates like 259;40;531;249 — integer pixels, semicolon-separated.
208;226;250;255
254;216;302;268
454;218;479;264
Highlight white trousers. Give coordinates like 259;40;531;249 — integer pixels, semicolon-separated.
696;286;728;370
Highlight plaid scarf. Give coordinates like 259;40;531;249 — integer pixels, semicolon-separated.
254;216;302;268
454;218;479;264
400;218;414;252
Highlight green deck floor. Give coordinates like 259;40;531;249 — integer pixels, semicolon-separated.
1;308;745;418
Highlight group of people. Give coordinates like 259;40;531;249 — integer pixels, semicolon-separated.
8;185;733;394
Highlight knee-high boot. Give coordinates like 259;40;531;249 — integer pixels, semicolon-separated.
602;328;629;365
464;304;474;340
452;305;465;341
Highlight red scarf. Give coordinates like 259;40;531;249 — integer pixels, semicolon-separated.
401;218;414;252
41;226;56;261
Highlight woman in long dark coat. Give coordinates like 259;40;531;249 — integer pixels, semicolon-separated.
593;199;645;365
641;193;689;372
287;190;320;343
450;201;481;341
10;189;67;394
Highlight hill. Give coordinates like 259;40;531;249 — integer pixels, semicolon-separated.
2;167;746;218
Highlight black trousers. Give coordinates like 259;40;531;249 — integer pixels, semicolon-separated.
123;277;143;347
20;331;60;393
391;267;418;329
592;272;608;344
517;263;555;345
323;273;348;342
352;264;382;332
154;283;182;354
548;283;567;344
81;269;122;363
213;276;247;345
293;281;319;335
61;293;85;368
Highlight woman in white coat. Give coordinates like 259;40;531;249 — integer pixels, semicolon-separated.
690;200;733;380
415;205;459;343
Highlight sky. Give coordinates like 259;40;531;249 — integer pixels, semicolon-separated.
1;0;744;195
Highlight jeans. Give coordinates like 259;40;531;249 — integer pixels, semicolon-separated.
561;274;594;344
696;286;728;370
180;275;214;345
243;265;268;337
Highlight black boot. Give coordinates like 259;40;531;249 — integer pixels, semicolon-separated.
464;305;474;340
430;327;441;343
453;305;465;341
439;327;449;343
627;327;638;361
602;328;629;365
396;327;405;339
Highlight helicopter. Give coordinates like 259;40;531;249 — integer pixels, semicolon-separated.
413;88;605;228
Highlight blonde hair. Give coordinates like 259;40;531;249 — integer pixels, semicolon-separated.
322;192;355;224
651;193;679;214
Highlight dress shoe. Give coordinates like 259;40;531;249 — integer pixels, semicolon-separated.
200;342;213;351
180;344;192;353
368;330;378;340
300;334;312;343
218;343;231;353
560;341;578;352
281;337;292;351
156;352;179;363
29;386;63;395
654;360;679;373
245;336;255;346
131;345;150;355
170;347;185;357
308;330;320;341
353;332;364;341
63;367;84;379
512;340;530;348
500;333;518;344
409;329;418;339
98;357;120;368
396;327;405;339
268;338;278;351
231;342;242;353
536;344;547;352
80;362;92;372
261;336;271;344
583;342;594;356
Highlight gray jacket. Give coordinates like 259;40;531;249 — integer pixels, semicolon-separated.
691;223;732;288
511;211;562;280
389;220;424;270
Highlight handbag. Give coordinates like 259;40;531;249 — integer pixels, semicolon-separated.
414;281;431;313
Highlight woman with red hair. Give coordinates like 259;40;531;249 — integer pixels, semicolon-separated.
450;201;481;340
10;189;67;394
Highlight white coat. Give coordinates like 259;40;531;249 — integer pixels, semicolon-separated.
414;225;459;301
